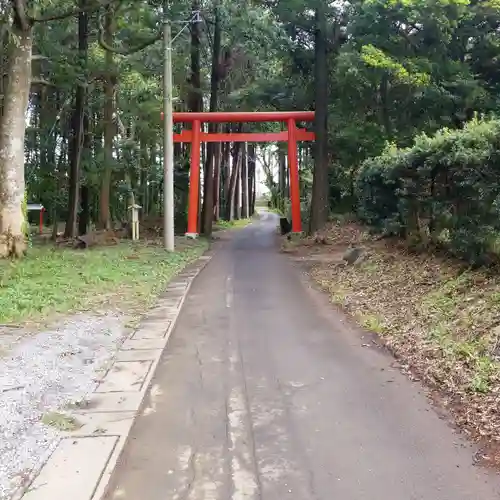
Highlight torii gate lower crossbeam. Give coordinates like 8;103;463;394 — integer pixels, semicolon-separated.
165;111;315;236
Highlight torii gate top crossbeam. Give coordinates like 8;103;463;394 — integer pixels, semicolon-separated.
172;111;315;123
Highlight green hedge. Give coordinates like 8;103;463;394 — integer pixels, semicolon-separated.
356;118;500;265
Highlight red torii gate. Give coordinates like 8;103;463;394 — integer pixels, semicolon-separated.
162;111;315;236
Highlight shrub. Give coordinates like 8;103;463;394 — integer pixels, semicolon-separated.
356;118;500;265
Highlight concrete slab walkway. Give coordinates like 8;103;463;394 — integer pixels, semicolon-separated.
17;257;210;500
99;213;500;500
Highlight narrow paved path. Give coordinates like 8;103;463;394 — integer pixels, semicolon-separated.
105;213;500;500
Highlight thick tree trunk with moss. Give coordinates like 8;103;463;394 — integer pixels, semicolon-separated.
0;23;32;258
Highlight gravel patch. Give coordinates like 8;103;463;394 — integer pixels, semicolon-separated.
0;313;126;499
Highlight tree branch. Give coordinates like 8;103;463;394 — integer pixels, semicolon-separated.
259;152;277;189
13;0;30;31
202;13;213;51
31;0;119;24
0;4;13;42
31;78;54;86
97;10;161;55
32;54;50;61
98;31;162;55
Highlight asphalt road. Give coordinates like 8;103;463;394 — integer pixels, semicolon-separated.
104;212;500;500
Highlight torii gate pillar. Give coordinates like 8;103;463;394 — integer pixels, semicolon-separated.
287;118;301;234
186;119;201;238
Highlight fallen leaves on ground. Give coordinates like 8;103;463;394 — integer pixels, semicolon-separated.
298;221;500;453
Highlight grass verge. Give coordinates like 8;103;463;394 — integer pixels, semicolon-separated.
213;218;253;231
41;412;82;432
265;207;284;216
0;238;208;326
301;221;500;453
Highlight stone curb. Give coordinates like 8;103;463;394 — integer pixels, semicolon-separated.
17;255;211;500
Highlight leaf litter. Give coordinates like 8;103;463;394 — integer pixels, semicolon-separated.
292;220;500;468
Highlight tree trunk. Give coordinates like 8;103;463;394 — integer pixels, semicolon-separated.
252;164;257;213
213;142;222;221
309;3;329;234
222;139;231;217
201;0;221;236
0;11;12;117
380;72;392;140
52;134;67;240
234;146;242;220
65;2;89;238
188;0;203;114
141;147;149;217
124;171;135;208
39;87;50;170
278;146;286;212
248;144;256;216
99;6;115;229
78;111;91;235
78;185;90;235
241;143;249;218
228;142;241;221
0;20;32;257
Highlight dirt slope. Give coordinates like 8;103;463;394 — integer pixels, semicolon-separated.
286;221;500;466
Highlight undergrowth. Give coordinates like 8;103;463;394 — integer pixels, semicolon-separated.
213;218;253;230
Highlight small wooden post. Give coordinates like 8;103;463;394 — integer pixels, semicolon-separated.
128;204;142;241
39;208;45;235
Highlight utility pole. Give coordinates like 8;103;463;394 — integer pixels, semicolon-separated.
162;7;201;251
163;15;175;251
